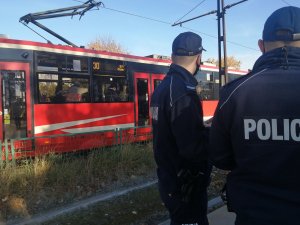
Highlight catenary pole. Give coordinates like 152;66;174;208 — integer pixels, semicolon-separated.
218;0;228;87
172;0;248;88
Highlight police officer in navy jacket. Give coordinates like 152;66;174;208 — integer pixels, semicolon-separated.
151;32;211;225
210;6;300;225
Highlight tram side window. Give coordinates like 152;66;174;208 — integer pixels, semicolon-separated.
228;73;241;82
93;76;129;102
194;71;218;100
38;74;58;103
66;56;88;73
37;53;65;72
37;74;90;103
62;78;90;103
37;52;89;73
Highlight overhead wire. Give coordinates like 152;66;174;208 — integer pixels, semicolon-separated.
101;6;171;25
174;0;207;24
72;0;85;3
184;26;259;51
99;5;259;52
281;0;291;5
68;0;259;52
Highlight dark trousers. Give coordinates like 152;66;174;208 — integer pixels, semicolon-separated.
159;182;209;225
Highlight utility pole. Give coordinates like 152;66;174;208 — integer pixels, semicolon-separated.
218;0;227;87
218;0;247;87
172;0;248;88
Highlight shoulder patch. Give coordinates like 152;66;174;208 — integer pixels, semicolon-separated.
186;85;196;90
150;106;159;121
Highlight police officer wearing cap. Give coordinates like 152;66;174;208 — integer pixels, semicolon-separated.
210;6;300;225
151;32;211;225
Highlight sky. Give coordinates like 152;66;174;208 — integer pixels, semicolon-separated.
1;0;300;70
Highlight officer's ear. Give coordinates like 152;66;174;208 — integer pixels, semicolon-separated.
199;53;202;62
258;39;265;54
197;54;202;65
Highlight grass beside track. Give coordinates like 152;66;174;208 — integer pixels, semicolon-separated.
0;143;156;222
0;142;227;224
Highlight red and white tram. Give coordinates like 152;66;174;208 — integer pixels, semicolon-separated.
0;37;246;159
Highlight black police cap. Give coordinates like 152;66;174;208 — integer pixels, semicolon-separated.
172;32;206;56
263;6;300;41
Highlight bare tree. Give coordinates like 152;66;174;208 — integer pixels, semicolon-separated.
206;56;241;70
87;36;129;54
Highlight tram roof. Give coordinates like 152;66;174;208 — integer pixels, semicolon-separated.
0;37;248;74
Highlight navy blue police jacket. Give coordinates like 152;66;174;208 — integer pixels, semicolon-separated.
151;63;210;196
210;46;300;225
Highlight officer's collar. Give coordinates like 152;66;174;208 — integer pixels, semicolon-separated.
253;46;300;72
168;63;198;85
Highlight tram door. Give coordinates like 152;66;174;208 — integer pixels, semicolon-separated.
151;74;164;93
134;73;150;126
134;73;165;126
0;62;31;140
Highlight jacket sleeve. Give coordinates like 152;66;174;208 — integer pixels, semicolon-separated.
170;94;209;167
209;93;236;170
